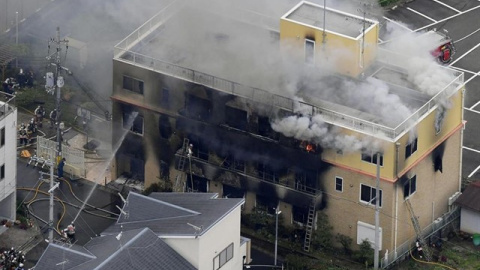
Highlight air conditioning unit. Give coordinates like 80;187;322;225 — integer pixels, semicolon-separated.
448;191;461;206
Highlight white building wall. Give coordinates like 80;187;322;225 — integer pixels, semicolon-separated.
460;208;480;234
0;108;17;220
198;206;243;270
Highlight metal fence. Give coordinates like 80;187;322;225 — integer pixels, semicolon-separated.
36;136;85;178
380;207;460;268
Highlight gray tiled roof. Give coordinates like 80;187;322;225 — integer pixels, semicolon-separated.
102;192;244;237
35;228;197;270
455;181;480;212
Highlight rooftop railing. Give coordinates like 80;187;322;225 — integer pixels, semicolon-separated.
114;2;465;141
0;93;16;121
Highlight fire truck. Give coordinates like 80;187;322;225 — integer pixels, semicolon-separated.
428;29;456;64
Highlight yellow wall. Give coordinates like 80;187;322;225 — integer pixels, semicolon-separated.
279;17;378;77
322;88;464;181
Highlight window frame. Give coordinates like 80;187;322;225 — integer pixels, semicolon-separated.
213;243;234;270
335;176;343;192
0;127;4;147
361;152;383;166
122;112;144;136
403;175;417;199
305;39;315;65
360;184;382;207
122;75;144;95
0;164;4;179
405;138;418;159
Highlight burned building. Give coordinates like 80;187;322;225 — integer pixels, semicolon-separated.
110;0;465;265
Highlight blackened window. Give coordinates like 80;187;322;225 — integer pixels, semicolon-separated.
335;177;343;192
360;184;382;207
405;138;418;159
404;175;417;199
225;106;247;131
1;164;4;179
123;111;143;135
122;76;144;94
255;194;278;214
0;127;4;147
292;205;309;224
362;152;383;166
186;94;212;121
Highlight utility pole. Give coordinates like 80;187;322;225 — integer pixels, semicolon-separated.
46;27;69;157
15;11;18;68
45;27;69;243
274;208;282;266
374;152;381;269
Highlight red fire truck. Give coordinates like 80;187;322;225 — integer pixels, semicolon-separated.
428;29;456;64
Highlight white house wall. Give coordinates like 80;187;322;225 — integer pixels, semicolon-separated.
199;206;243;270
163;237;200;267
460;208;480;234
0;109;17;220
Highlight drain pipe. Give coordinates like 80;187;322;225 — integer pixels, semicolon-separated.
393;142;400;259
459;88;465;192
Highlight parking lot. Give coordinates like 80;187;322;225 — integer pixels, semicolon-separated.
382;0;480;184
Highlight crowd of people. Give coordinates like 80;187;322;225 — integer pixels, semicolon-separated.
18;105;60;147
2;69;35;95
0;247;26;270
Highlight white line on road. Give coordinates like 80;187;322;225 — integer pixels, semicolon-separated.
470;101;480;110
464;146;480;154
455;27;480;43
449;42;480;66
432;0;461;13
415;5;480;32
382;16;412;31
468;164;480;178
407;7;437;22
464;71;480;85
465;107;480;115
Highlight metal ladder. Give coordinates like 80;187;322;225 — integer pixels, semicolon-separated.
303;200;316;252
174;138;190;192
405;199;432;261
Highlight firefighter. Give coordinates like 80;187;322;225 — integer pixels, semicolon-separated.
63;223;76;243
27;118;36;143
34;105;46;128
187;144;193;158
416;239;424;259
49;109;57;128
18;125;28;147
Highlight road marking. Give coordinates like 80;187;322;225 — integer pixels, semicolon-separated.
383;16;412;31
415;4;480;32
407;7;437;22
470;101;480;110
464;146;480;154
464;71;480;85
449;42;480;66
455;27;480;43
465;107;480;115
432;0;461;13
468;164;480;178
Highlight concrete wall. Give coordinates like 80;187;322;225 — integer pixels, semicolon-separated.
460;208;480;234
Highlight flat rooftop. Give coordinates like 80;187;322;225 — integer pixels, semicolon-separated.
283;1;376;39
114;0;464;140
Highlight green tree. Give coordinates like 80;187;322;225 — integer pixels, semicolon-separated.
355;239;374;266
312;212;333;251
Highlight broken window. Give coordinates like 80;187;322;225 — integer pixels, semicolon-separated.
258;116;277;139
187;135;209;161
225;106;248;131
223;184;245;199
405;138;418;159
256;162;279;183
403;175;417;199
292;205;309;224
360;184;382;207
186;175;209;192
434;155;443;173
123;75;144;94
122;106;143;135
361;151;383;166
255;194;278;214
158;115;172;139
186;94;212;121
